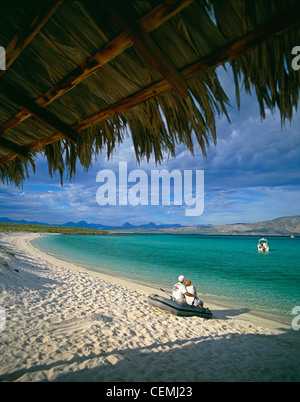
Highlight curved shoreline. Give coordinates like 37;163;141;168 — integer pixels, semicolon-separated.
1;231;299;382
30;232;291;330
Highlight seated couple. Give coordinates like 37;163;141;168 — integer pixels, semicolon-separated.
172;275;204;308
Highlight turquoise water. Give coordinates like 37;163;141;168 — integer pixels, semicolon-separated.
33;234;300;321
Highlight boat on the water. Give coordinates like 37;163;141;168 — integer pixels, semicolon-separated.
148;294;212;318
257;238;269;252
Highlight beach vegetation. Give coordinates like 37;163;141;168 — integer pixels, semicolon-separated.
0;222;118;235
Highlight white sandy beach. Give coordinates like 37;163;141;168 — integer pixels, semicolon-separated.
0;232;299;382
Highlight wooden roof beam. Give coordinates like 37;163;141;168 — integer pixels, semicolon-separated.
0;80;78;144
40;0;192;104
0;0;63;158
1;3;300;166
0;137;28;158
101;0;188;99
0;132;66;165
0;1;62;76
0;0;192;138
75;5;300;131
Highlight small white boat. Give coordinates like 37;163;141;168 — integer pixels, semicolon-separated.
257;238;269;252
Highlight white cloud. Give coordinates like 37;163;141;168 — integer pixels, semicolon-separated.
1;68;300;225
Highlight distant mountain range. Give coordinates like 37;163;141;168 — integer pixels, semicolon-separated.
0;216;299;236
151;215;300;236
0;217;183;231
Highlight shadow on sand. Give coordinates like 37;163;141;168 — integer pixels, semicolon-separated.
1;323;299;382
210;307;251;320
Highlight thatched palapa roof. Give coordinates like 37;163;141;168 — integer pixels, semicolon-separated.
0;0;299;186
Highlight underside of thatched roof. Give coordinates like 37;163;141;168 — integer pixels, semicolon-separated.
0;0;299;186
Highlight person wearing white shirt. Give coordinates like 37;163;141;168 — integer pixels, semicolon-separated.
172;275;196;304
184;278;204;308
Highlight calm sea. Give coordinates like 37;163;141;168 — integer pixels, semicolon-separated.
32;234;300;322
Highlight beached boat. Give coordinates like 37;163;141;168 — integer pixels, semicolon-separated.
148;294;212;318
257;238;269;252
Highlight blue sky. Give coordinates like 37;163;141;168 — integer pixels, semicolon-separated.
0;67;299;226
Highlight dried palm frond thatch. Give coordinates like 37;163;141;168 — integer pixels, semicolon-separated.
0;0;299;186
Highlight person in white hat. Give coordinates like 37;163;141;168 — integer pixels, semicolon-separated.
172;275;196;304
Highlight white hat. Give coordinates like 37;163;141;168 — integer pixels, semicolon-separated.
178;275;184;282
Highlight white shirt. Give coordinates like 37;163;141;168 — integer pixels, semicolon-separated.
185;285;202;306
185;285;196;305
172;282;188;303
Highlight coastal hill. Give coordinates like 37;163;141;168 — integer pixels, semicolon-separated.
143;215;300;236
0;221;116;235
0;216;299;236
